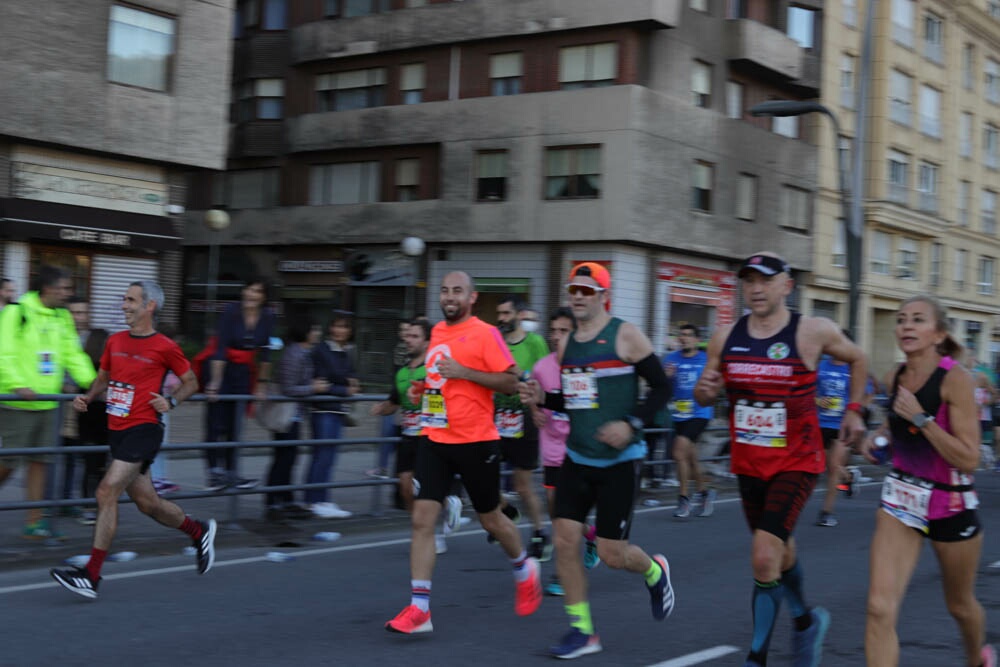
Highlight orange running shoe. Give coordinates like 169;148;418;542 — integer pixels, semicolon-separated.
385;604;433;634
514;557;542;616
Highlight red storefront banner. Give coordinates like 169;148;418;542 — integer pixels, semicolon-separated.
657;262;737;326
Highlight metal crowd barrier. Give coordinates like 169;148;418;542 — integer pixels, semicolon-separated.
0;393;731;525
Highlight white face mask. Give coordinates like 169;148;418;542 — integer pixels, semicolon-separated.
520;320;539;334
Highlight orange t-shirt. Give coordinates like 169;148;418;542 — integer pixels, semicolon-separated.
422;316;515;444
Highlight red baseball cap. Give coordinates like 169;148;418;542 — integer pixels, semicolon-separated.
568;262;611;290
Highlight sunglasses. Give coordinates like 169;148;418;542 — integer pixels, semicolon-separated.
566;283;606;297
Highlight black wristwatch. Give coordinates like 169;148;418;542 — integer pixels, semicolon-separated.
624;415;644;433
168;396;178;410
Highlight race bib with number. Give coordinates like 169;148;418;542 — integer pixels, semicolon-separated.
562;368;598;410
38;351;55;376
880;472;933;533
495;409;525;438
817;396;843;418
672;399;693;420
106;380;136;418
420;388;448;429
401;410;422;437
734;401;787;447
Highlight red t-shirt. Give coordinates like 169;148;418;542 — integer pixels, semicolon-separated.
422;316;515;444
100;331;191;431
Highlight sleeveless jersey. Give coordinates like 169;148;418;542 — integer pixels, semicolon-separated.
393;363;426;437
887;357;978;520
561;318;646;467
665;349;714;422
720;312;824;479
816;356;850;430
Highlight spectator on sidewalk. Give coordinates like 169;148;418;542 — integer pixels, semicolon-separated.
0;278;15;310
203;277;275;492
264;321;327;521
0;266;96;539
306;313;358;519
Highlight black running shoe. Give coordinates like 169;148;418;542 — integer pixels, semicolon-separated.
195;518;217;574
50;566;100;599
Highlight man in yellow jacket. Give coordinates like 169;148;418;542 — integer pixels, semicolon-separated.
0;266;96;538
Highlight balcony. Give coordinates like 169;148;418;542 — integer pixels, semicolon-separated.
723;19;806;82
292;0;682;64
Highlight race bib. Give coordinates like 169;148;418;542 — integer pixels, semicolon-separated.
420;388;448;429
106;380;136;418
38;351;55;376
817;396;843;417
881;472;933;533
401;410;422;437
734;401;787;447
562;368;598;410
495;409;525;438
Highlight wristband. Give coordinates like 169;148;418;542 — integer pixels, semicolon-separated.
845;402;864;415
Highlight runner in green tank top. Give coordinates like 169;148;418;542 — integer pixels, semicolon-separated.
520;263;675;660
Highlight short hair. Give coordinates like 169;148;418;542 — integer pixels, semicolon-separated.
244;277;269;301
34;265;69;292
549;306;575;327
285;320;314;344
679;323;700;338
130;280;164;318
498;294;525;311
67;296;89;306
330;312;353;328
409;317;432;341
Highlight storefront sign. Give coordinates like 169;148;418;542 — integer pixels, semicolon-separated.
59;228;131;247
658;261;737;326
278;260;344;273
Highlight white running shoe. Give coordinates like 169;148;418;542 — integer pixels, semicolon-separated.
435;534;448;554
443;495;462;535
311;502;353;519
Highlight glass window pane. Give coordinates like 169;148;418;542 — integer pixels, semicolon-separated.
478;152;507;178
590;43;618;81
559;46;587;83
547;149;572;177
396;158;420;186
256;78;284;97
490;53;523;79
400;63;425;90
577;147;601;174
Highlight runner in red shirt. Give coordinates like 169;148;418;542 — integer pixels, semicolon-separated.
50;281;216;599
385;271;542;634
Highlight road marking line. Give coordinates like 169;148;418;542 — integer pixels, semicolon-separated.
646;645;740;667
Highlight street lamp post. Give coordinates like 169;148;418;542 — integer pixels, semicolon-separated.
400;236;426;319
749;100;862;341
204;209;231;334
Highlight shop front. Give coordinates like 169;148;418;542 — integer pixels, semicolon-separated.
657;261;737;348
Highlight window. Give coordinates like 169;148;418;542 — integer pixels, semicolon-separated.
690;0;708;11
787;6;816;49
987;59;1000;104
960;112;973;158
545;146;601;199
736;173;757;221
476;151;508;201
225;169;280;209
978;257;995;295
316;68;386;111
898;238;918;279
871;231;891;275
331;0;392;17
929;242;942;287
954;248;968;289
923;13;943;64
984;190;998;235
262;0;286;29
917;162;938;213
889;70;912;126
107;5;176;91
691;61;712;108
963;44;975;91
773;115;799;139
843;0;857;27
985;123;999;169
490;53;523;96
958;181;971;226
725;81;743;119
395;159;420;201
840;55;855;109
309;162;380;205
559;43;618;89
891;0;915;47
726;0;747;19
887;150;909;204
832;222;846;267
919;85;941;137
812;300;840;320
691;161;714;211
990;1;1000;18
400;63;425;104
781;186;810;231
236;78;284;121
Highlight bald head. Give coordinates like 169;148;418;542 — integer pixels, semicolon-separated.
442;271;474;291
439;271;478;324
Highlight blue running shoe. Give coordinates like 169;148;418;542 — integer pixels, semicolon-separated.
545;578;565;597
549;628;602;659
792;607;831;667
647;554;675;620
584;540;600;570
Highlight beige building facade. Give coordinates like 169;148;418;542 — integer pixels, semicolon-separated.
809;0;1000;378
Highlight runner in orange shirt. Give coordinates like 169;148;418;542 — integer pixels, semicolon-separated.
385;271;542;634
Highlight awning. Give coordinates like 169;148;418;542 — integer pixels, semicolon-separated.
0;198;180;251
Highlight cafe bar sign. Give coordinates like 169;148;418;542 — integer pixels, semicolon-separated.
59;227;131;247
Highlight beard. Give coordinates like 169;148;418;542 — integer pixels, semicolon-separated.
441;302;467;322
497;320;515;334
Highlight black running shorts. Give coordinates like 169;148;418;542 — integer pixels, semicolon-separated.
673;418;708;442
414;440;501;514
108;423;164;471
555;457;641;541
500;436;539;470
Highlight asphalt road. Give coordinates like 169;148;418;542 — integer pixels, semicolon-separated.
1;477;998;667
